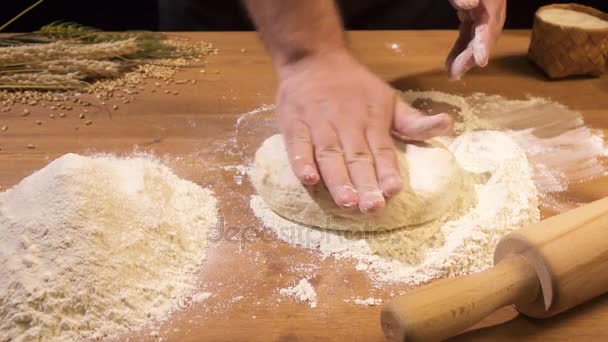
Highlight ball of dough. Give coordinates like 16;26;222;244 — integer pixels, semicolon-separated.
251;134;465;232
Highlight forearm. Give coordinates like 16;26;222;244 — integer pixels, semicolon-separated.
243;0;346;70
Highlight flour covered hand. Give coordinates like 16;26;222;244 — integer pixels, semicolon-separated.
447;0;507;80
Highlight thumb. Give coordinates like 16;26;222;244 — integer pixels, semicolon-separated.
392;99;454;141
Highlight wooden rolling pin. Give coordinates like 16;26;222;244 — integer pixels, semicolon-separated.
381;197;608;341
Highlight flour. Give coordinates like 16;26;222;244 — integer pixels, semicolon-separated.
0;153;218;341
403;91;608;211
236;104;276;135
353;298;383;306
191;292;214;304
539;8;608;29
251;130;540;286
279;278;317;308
231;295;245;303
222;164;252;186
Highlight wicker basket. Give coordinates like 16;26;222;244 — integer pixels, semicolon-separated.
528;3;608;79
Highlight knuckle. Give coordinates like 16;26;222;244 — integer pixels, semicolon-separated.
314;143;343;161
285;134;311;147
367;102;390;119
345;150;373;166
372;145;395;159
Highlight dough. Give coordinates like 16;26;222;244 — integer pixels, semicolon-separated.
251;134;467;232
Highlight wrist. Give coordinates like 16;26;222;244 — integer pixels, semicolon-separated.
276;47;353;81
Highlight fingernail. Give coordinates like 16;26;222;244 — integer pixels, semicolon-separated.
337;185;358;208
300;165;319;185
360;190;385;214
382;176;403;197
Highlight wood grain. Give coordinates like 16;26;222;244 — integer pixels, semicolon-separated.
495;197;608;318
1;31;607;341
382;256;540;342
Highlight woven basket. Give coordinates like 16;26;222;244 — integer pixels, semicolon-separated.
528;3;608;79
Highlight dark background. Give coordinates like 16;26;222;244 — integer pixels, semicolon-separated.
2;0;608;32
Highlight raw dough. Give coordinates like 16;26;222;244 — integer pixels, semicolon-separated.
538;8;608;29
251;134;468;232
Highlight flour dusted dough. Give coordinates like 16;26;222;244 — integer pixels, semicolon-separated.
251;134;466;232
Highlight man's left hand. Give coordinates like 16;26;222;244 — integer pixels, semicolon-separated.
446;0;507;80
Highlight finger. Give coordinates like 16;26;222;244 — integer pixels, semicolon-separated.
472;24;490;67
392;100;454;140
310;124;359;209
470;5;491;67
446;11;474;76
339;128;385;214
366;127;403;198
450;43;477;80
449;0;479;11
282;119;320;185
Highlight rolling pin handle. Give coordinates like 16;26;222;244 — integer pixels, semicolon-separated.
381;256;541;341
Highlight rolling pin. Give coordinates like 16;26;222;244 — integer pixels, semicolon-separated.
381;197;608;341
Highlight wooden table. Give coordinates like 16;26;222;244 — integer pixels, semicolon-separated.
1;31;607;341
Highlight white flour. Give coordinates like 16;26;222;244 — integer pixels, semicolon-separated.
278;278;317;308
191;292;214;304
0;153;218;341
353;298;383;306
251;130;540;286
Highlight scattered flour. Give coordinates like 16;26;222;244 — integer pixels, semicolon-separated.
231;296;245;303
236;104;276;132
353;298;383;306
191;292;213;304
279;278;318;308
251;130;540;286
0;153;218;341
222;165;253;186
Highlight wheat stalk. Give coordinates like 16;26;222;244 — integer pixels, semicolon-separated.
0;38;139;66
31;59;121;78
0;72;86;88
0;0;47;32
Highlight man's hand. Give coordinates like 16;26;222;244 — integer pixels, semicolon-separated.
245;0;453;213
447;0;507;80
276;50;452;213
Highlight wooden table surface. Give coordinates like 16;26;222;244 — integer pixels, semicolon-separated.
1;31;608;341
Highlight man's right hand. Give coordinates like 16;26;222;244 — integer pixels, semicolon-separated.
276;49;453;214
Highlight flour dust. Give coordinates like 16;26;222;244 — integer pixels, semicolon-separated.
0;153;218;341
251;130;540;286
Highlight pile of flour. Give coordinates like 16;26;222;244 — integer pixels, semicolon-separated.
0;153;218;341
250;130;540;286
